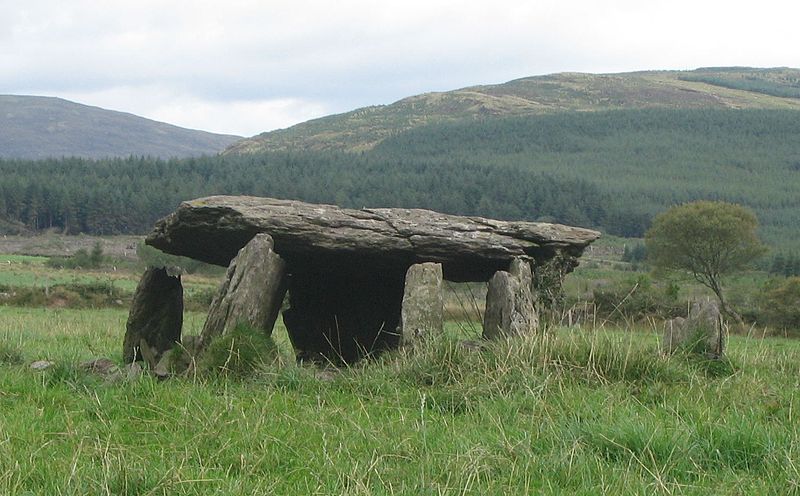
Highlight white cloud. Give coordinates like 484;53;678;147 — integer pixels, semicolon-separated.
51;85;329;136
1;0;799;135
147;98;329;137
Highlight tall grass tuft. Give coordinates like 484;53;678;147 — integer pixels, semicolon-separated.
197;323;280;379
0;338;24;365
396;327;690;396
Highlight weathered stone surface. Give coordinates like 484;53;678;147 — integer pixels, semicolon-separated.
80;358;119;379
483;258;538;339
139;196;599;364
30;360;54;371
124;362;145;381
200;233;287;348
181;335;202;358
459;340;486;352
663;300;725;357
123;267;183;364
145;195;601;281
138;338;158;369
153;347;192;379
532;252;575;318
401;262;443;344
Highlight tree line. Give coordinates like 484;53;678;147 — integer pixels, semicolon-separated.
678;73;800;99
1;108;800;246
0;153;616;235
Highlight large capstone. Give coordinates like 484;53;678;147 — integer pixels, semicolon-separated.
123;267;183;364
401;262;444;345
145;196;600;281
483;258;538;339
663;300;725;357
200;233;287;348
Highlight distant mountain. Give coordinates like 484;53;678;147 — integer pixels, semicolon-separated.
0;95;241;159
227;67;800;154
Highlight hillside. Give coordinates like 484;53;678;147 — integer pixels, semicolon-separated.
3;67;800;257
0;95;241;159
227;67;800;153
2;107;800;249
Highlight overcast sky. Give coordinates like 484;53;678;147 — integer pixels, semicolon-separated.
2;0;798;137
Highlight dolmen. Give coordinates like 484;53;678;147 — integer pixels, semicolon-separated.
124;196;600;365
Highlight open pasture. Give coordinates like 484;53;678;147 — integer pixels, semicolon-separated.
1;307;799;494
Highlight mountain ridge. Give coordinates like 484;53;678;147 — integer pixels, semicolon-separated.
225;67;800;154
0;95;241;159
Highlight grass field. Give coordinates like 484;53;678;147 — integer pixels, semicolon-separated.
2;308;799;494
1;239;798;493
0;253;221;312
0;258;219;293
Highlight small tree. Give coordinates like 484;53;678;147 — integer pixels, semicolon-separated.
759;277;800;332
645;201;766;320
89;242;104;268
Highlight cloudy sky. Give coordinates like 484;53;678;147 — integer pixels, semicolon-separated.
2;0;798;137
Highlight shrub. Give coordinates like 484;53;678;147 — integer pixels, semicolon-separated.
622;242;647;264
0;282;126;309
184;287;218;312
757;277;800;333
592;275;683;322
46;242;104;269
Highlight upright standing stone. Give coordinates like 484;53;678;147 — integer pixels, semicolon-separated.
401;262;444;344
662;316;685;353
483;257;538;340
200;233;287;348
123;267;183;364
663;300;725;357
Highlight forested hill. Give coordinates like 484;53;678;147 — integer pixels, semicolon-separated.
2;108;800;250
226;67;800;154
0;95;241;159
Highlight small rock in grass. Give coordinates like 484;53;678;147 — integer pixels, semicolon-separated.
459;340;485;352
152;347;192;379
315;368;339;382
30;360;54;371
124;362;145;381
79;357;119;378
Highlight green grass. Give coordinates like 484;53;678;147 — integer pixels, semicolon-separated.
2;308;800;493
0;256;221;312
0;267;139;292
0;263;218;294
0;254;48;265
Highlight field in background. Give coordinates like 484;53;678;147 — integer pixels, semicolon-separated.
0;235;222;311
0;234;141;259
0;233;784;332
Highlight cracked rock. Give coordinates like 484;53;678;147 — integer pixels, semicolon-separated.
200;233;287;348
